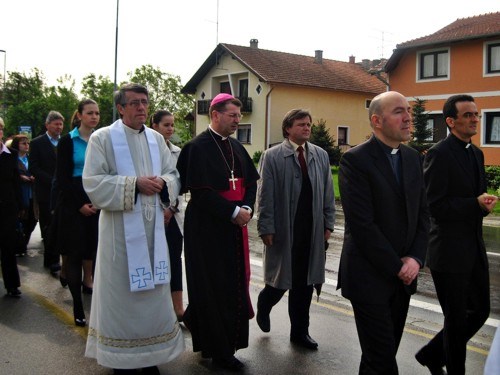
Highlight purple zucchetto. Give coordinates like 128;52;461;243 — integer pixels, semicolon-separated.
210;93;235;107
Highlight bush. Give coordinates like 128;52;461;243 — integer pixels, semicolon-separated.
253;150;263;164
485;166;500;190
310;119;343;165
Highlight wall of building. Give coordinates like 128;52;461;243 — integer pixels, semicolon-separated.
267;86;374;148
192;52;380;159
389;38;500;165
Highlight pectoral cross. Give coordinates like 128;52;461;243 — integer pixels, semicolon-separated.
229;170;238;190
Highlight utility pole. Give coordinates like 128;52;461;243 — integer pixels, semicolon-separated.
0;50;6;117
113;0;119;122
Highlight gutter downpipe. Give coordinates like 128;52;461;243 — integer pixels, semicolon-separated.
265;85;274;150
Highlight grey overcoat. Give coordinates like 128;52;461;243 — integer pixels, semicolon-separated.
257;139;335;289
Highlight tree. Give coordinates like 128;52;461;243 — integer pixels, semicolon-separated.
45;74;79;133
2;70;79;137
3;69;48;136
409;98;433;154
81;73;115;127
309;119;342;165
128;65;195;144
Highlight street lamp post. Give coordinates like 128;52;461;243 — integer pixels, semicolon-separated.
0;50;6;117
112;0;119;122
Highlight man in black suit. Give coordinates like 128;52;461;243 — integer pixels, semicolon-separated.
338;91;429;374
416;95;497;375
29;111;63;273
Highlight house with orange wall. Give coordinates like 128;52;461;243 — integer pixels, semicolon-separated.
385;12;500;166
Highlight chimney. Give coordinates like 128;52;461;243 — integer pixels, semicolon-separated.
250;39;259;48
349;55;355;64
314;50;323;64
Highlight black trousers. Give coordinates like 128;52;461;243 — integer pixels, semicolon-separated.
38;200;59;267
165;218;183;292
418;260;490;375
257;283;313;336
0;211;21;291
351;284;410;375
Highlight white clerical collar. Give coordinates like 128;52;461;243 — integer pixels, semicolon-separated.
465;143;471;149
391;148;399;154
209;125;228;140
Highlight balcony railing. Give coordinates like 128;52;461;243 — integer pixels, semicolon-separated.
197;97;253;115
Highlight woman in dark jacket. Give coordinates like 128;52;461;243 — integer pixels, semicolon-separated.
10;134;38;256
0;118;23;297
54;99;100;326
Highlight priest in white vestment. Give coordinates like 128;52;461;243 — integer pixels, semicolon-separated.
82;83;184;374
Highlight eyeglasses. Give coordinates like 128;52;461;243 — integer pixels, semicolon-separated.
20;142;30;145
461;112;481;120
218;111;243;120
123;99;149;108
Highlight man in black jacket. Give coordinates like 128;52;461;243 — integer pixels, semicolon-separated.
29;111;63;274
416;94;497;375
338;91;429;374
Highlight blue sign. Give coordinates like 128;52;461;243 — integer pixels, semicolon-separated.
18;125;32;139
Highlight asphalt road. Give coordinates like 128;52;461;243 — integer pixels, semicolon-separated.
0;220;497;374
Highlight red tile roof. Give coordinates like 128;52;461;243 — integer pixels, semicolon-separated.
386;12;500;73
182;43;385;95
398;12;500;48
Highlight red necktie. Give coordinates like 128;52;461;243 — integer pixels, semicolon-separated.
297;146;308;176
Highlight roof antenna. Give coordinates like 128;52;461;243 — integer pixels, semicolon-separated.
215;0;221;68
216;0;219;46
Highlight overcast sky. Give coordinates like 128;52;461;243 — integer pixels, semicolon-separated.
1;0;499;90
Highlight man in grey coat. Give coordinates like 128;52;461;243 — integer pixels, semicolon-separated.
256;109;335;350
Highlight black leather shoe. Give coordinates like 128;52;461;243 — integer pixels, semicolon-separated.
256;310;270;332
74;307;86;327
6;288;22;298
74;317;86;327
415;349;446;375
212;356;244;372
141;366;160;374
290;334;318;350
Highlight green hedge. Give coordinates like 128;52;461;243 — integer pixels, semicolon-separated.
485;166;500;190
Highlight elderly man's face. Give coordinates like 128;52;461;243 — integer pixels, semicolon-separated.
118;91;149;130
46;119;64;138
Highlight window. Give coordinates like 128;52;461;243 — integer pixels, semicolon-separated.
239;79;249;98
337;126;349;145
220;81;231;94
418;49;449;80
486;42;500;74
426;113;447;142
237;124;251;144
484;111;500;145
425;119;434;142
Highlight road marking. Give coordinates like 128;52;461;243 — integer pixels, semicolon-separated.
251;258;499;328
24;285;88;339
249;279;490;356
